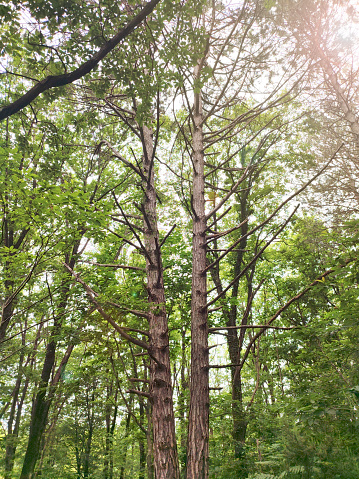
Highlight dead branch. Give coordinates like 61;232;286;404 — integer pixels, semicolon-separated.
160;224;177;247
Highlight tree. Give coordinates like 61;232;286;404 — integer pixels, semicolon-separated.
1;0;359;478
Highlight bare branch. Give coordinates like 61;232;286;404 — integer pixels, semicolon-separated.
205;166;250;220
79;261;145;272
209;325;299;332
234;256;355;378
204;144;344;273
206;219;248;243
63;263;149;350
127;389;152;399
159;224;177;248
129;378;150;383
98;140;145;180
205;205;299;310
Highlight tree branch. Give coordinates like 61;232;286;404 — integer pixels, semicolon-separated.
63;263;149;350
204;143;344;274
0;0;161;120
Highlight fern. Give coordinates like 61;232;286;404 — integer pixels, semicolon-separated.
249;464;305;479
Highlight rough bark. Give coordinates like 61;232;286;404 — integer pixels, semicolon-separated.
186;64;210;479
141;125;180;479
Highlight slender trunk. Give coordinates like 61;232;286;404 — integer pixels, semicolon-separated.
119;412;131;479
139;401;146;479
20;247;80;479
0;222;29;342
34;396;68;478
104;414;110;479
109;402;117;479
208;186;250;465
1;224;16;342
0;278;14;343
104;380;117;479
104;384;111;479
83;389;94;479
228;189;251;464
75;412;82;479
228;225;248;462
4;324;41;477
146;402;154;479
186;65;209;479
141;125;179;479
4;360;22;479
178;328;188;477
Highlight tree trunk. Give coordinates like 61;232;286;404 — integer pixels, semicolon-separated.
208;184;251;467
4;367;22;479
83;388;94;479
0;278;14;343
119;412;131;479
104;380;117;479
186;64;210;479
0;221;29;342
20;248;80;479
146;401;154;479
141;125;179;479
178;327;188;477
228;195;249;462
139;400;146;479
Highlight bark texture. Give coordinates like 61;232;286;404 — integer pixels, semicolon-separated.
142;125;180;479
186;65;210;479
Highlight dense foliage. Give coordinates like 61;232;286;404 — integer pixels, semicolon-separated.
1;0;359;478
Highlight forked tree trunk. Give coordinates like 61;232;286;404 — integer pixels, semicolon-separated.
186;64;210;479
141;125;179;479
